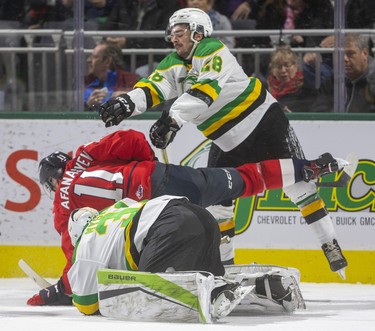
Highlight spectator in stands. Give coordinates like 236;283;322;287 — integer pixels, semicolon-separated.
266;46;324;112
0;0;25;22
84;42;139;110
23;1;115;48
303;0;375;82
213;0;260;26
249;0;333;79
255;0;333;48
345;0;375;30
100;0;182;76
0;1;27;110
345;0;375;57
312;33;375;113
213;0;260;74
23;1;115;30
302;35;334;83
0;0;25;51
62;0;115;29
23;0;72;29
186;0;235;48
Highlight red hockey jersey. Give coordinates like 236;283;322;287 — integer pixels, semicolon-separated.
52;130;156;292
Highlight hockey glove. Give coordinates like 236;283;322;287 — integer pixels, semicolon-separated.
99;94;135;127
149;110;180;149
27;277;72;306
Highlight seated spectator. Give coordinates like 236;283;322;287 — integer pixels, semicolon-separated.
256;0;333;48
0;0;24;22
312;33;375;113
251;0;333;79
213;0;260;75
23;0;72;29
187;0;235;48
345;0;375;30
214;0;260;28
0;0;27;110
345;0;375;57
266;46;320;112
100;0;182;76
61;0;115;29
302;35;334;82
84;42;140;110
304;0;375;81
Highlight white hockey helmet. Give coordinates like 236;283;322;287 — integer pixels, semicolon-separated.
165;8;213;42
68;207;98;247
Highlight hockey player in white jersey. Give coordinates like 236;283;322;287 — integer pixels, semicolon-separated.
67;195;305;322
98;8;350;278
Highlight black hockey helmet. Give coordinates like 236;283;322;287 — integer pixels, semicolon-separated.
39;151;72;196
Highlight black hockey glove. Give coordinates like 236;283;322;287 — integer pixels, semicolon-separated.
99;94;135;128
149;109;180;149
39;277;72;305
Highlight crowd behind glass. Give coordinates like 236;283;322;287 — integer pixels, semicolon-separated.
0;0;374;113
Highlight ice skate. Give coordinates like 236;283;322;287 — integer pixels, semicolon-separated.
255;274;306;312
322;239;348;280
302;152;350;182
211;283;253;319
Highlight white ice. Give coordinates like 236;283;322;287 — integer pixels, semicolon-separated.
1;278;375;331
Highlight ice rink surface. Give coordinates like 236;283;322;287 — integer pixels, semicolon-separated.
1;278;375;331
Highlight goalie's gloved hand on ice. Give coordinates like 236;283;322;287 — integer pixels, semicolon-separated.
302;152;339;182
27;278;72;306
149;109;180;149
99;94;135;128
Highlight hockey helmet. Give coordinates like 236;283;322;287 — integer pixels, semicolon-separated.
39;151;71;197
68;207;98;247
165;8;213;42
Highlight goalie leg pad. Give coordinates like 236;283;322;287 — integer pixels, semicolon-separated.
97;269;215;323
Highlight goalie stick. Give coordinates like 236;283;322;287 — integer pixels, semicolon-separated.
316;152;358;188
18;259;52;289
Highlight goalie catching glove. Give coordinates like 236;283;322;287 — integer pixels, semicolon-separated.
99;94;135;127
149;109;180;149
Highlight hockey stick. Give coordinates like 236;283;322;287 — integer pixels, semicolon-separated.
316;152;358;188
161;148;169;164
18;259;52;288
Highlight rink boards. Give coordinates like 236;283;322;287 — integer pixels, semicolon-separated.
0;115;374;283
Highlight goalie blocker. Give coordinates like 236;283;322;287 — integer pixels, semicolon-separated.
96;264;305;324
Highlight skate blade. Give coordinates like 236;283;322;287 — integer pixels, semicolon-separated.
337;268;346;280
338;152;358;178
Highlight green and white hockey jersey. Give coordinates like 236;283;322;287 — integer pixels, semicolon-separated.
68;195;184;315
128;37;278;152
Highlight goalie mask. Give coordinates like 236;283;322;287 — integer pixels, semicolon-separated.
39;151;71;198
68;207;98;247
165;8;213;60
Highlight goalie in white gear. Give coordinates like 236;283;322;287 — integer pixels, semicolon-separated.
98;7;349;278
67;195;305;321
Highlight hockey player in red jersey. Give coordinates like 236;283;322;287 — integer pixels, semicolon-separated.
27;129;346;306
